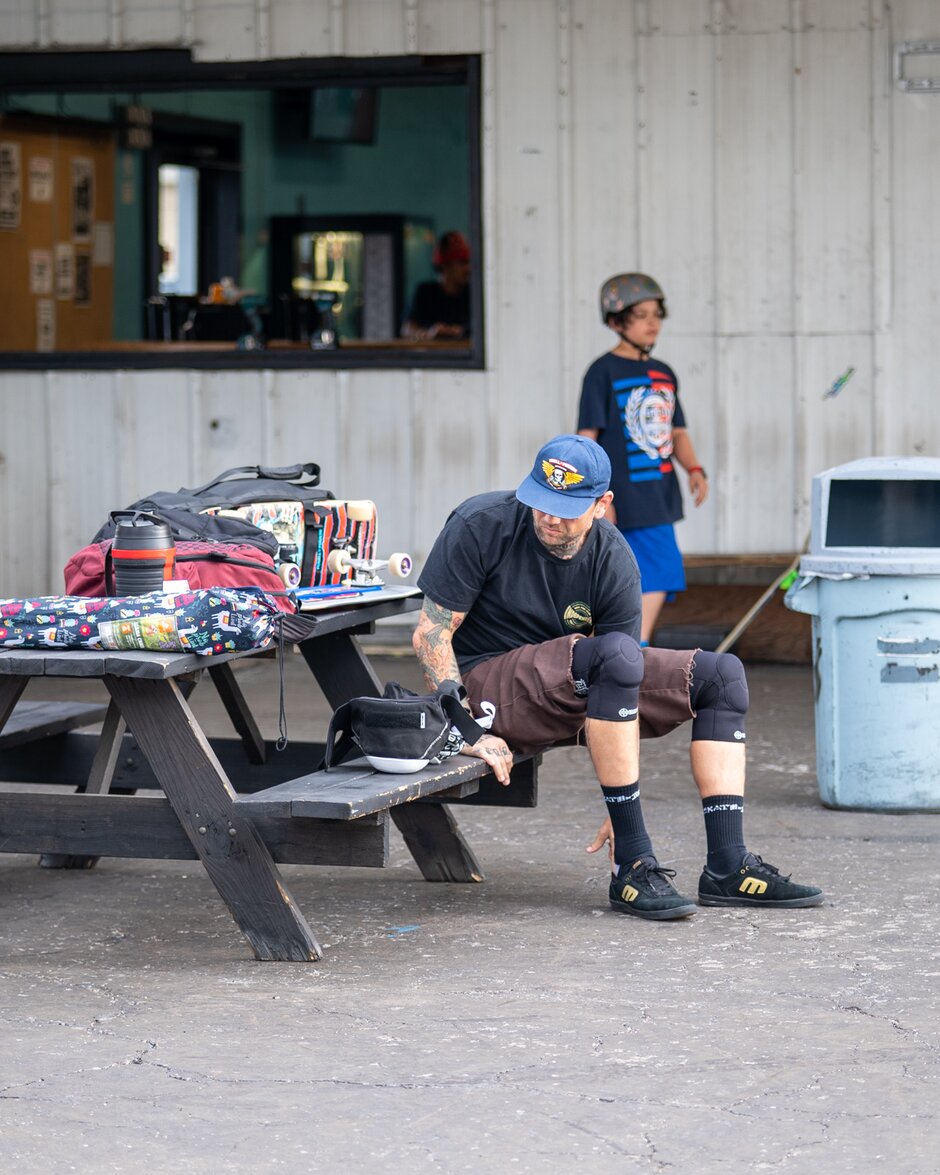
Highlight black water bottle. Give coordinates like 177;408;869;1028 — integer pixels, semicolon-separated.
110;512;176;596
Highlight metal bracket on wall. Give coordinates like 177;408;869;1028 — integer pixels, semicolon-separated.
894;41;940;93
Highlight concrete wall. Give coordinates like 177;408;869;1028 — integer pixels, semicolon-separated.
1;0;938;597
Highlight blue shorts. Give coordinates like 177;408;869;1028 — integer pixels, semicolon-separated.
619;524;686;598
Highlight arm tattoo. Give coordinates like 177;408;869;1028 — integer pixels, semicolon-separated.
413;598;466;689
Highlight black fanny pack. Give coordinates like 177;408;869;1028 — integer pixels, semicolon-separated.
324;680;487;774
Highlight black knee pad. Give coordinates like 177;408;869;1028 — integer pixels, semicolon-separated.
571;632;644;722
689;651;749;743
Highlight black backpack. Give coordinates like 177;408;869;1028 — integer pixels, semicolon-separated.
92;462;334;560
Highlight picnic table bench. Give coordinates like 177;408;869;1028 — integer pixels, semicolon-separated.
0;699;108;748
237;750;539;883
0;596;543;961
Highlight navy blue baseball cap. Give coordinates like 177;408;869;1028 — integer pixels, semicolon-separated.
515;434;612;519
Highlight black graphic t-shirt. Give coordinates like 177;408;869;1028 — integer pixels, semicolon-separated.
417;492;641;672
578;353;687;528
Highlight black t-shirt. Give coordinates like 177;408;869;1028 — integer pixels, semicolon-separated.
417;492;641;672
577;352;687;528
406;281;470;334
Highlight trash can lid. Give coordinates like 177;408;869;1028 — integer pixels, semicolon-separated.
803;455;940;576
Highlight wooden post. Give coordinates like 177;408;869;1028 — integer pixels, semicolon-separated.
391;804;485;883
107;674;322;962
0;676;28;733
208;662;266;764
39;699;125;869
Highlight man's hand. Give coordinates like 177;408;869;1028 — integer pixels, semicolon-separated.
585;816;614;868
462;732;514;785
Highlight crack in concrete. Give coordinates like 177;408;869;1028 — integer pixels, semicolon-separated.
840;1003;913;1035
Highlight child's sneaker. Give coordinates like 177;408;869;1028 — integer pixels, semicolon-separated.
609;856;697;920
698;852;824;908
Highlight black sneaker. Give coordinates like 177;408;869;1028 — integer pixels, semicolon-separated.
609;856;697;920
698;852;824;908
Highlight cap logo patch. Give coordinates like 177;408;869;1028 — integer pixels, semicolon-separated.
542;458;584;491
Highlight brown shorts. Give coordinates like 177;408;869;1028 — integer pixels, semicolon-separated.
462;635;696;755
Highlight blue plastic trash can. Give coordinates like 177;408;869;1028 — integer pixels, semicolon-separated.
785;456;940;811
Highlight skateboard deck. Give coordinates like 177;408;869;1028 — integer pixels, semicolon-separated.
295;583;422;613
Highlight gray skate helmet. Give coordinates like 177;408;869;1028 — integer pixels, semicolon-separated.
599;273;666;323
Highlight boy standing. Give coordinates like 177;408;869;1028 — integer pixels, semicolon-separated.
578;273;707;645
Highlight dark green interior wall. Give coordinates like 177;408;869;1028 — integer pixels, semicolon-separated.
6;85;470;339
242;86;470;300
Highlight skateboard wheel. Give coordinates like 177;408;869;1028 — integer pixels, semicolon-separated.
327;548;353;575
278;562;301;588
345;499;376;523
387;552;412;578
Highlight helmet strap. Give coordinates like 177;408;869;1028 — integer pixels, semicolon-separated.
613;324;653;359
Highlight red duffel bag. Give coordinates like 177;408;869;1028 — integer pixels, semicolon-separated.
64;539;296;613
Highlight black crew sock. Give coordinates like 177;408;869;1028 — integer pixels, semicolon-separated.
602;782;653;874
701;793;747;875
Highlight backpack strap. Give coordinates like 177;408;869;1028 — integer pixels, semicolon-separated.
439;686;488;742
187;463;321;496
103;545;115;595
323;701;356;771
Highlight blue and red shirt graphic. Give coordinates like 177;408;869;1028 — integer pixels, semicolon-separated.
578;354;686;528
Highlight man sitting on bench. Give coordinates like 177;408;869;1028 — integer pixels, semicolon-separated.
413;433;823;920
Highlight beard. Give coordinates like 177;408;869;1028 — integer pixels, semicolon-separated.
533;517;587;560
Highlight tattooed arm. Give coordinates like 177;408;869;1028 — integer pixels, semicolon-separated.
411;597;515;785
411;597;466;690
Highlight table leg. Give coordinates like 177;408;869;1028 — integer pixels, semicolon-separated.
0;676;28;732
300;631;485;883
106;674;322;962
390;805;485;883
39;699;128;870
208;662;266;764
299;629;382;705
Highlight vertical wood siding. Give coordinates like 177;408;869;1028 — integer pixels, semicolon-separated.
1;0;937;596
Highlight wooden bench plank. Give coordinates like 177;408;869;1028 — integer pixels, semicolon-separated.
0;732;329;789
236;753;499;820
0;700;109;748
0;792;388;867
424;755;540;808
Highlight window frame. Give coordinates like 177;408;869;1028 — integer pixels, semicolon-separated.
0;49;484;372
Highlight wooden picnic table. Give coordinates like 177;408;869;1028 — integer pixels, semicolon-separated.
0;596;540;962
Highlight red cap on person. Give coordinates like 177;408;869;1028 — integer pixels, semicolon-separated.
433;231;471;268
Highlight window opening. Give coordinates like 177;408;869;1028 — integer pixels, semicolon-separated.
0;50;483;370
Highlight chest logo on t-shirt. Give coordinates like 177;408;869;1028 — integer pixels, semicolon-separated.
563;601;593;630
614;373;676;481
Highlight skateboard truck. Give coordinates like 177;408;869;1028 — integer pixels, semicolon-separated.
326;547;413;587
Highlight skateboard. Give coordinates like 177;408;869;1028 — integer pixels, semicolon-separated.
308;498;380;587
205;501;307;587
204;497;381;589
299;500;414;609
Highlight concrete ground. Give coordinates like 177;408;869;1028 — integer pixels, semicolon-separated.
2;646;939;1173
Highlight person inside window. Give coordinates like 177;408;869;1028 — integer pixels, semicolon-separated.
402;230;471;340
